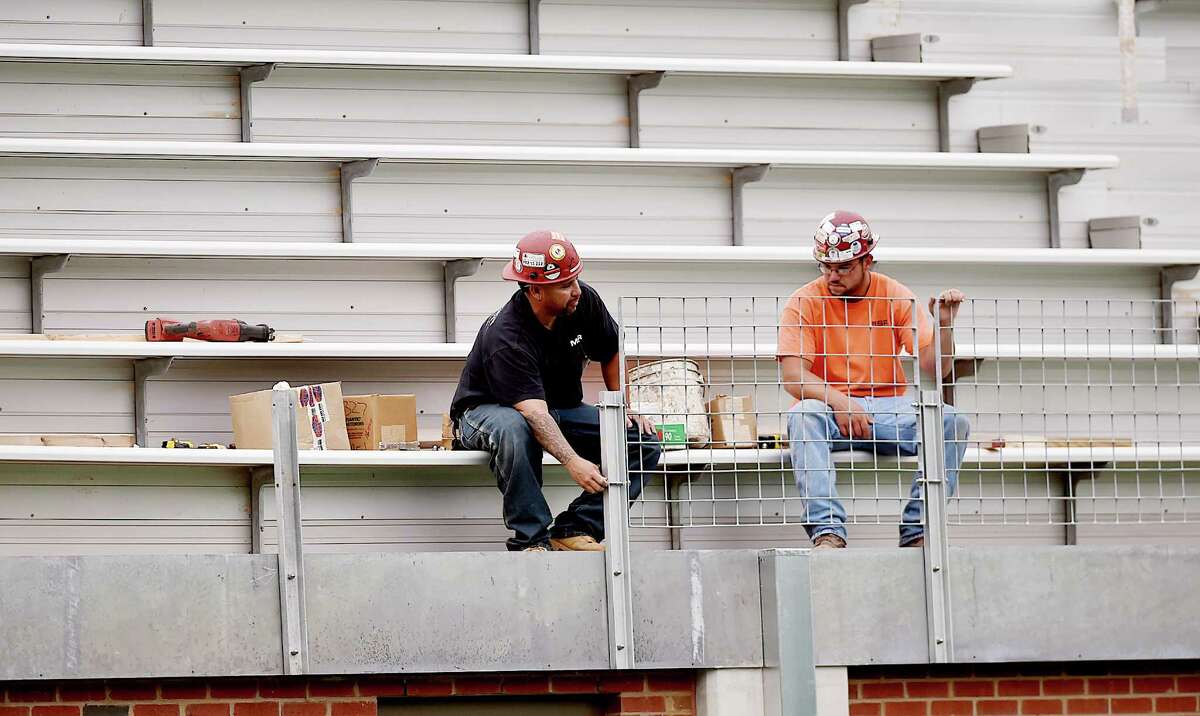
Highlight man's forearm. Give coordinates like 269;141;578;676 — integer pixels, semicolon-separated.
521;409;582;465
601;354;622;392
785;368;851;409
939;324;955;377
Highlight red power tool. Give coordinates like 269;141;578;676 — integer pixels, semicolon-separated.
145;318;275;343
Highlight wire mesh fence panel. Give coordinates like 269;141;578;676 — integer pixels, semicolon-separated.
948;298;1200;532
620;293;940;547
619;295;1200;546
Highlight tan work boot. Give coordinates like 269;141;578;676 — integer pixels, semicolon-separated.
550;535;605;552
812;533;847;550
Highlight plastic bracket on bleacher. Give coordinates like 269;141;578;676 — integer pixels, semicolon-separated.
239;64;277;142
134;357;174;449
838;0;871;61
1046;169;1086;249
627;72;666;148
937;78;977;152
732;165;772;246
29;254;70;335
444;259;484;342
1159;264;1200;345
339;159;380;243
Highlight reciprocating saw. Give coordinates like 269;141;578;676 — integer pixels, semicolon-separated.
145;318;275;343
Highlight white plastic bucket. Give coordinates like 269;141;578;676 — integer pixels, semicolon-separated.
627;358;710;449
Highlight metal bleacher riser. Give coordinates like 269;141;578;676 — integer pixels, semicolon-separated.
0;339;1194;447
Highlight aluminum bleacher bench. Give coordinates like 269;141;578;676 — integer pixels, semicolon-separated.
2;240;1191;343
0;137;1112;170
0;442;1193;552
0;337;1187;449
0;137;1117;249
3;240;1193;266
0;44;1012;80
0;43;1011;148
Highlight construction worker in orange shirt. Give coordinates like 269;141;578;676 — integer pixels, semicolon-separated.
777;210;971;549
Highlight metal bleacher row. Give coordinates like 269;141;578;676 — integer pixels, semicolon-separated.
0;0;1197;553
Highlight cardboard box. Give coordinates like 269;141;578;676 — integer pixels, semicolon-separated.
229;382;350;450
440;413;455;450
343;394;418;450
707;395;758;448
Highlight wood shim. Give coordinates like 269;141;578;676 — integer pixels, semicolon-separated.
0;434;136;447
984;434;1135;451
2;333;304;342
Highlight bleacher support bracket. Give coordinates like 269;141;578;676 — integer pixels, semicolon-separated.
141;0;154;46
732;164;771;246
528;0;543;54
838;0;870;61
250;465;273;554
30;254;69;334
444;259;483;342
133;357;174;448
239;64;277;142
1047;169;1086;249
339;159;380;243
627;72;666;148
937;78;976;152
1160;265;1200;344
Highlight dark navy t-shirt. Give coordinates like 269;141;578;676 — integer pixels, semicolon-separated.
450;282;619;419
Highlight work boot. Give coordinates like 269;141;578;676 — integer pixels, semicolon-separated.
550;535;605;552
901;536;925;548
812;533;847;550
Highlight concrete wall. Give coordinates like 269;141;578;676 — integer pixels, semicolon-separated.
0;547;1196;681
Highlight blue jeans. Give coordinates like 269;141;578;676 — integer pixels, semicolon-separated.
459;403;663;551
786;395;970;546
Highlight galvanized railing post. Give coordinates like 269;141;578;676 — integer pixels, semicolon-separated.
271;386;309;674
598;390;635;669
917;388;953;663
919;298;954;664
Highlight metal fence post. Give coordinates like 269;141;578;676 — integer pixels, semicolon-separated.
271;387;309;675
598;390;635;669
918;300;954;663
917;388;953;662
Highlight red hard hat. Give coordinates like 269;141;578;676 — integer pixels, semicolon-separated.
502;230;583;285
813;210;880;264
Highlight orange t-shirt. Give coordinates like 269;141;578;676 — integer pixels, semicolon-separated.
776;273;934;397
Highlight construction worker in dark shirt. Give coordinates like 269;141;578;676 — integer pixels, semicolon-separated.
451;230;662;552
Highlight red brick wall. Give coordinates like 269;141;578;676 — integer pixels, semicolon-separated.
0;672;694;716
851;664;1200;716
